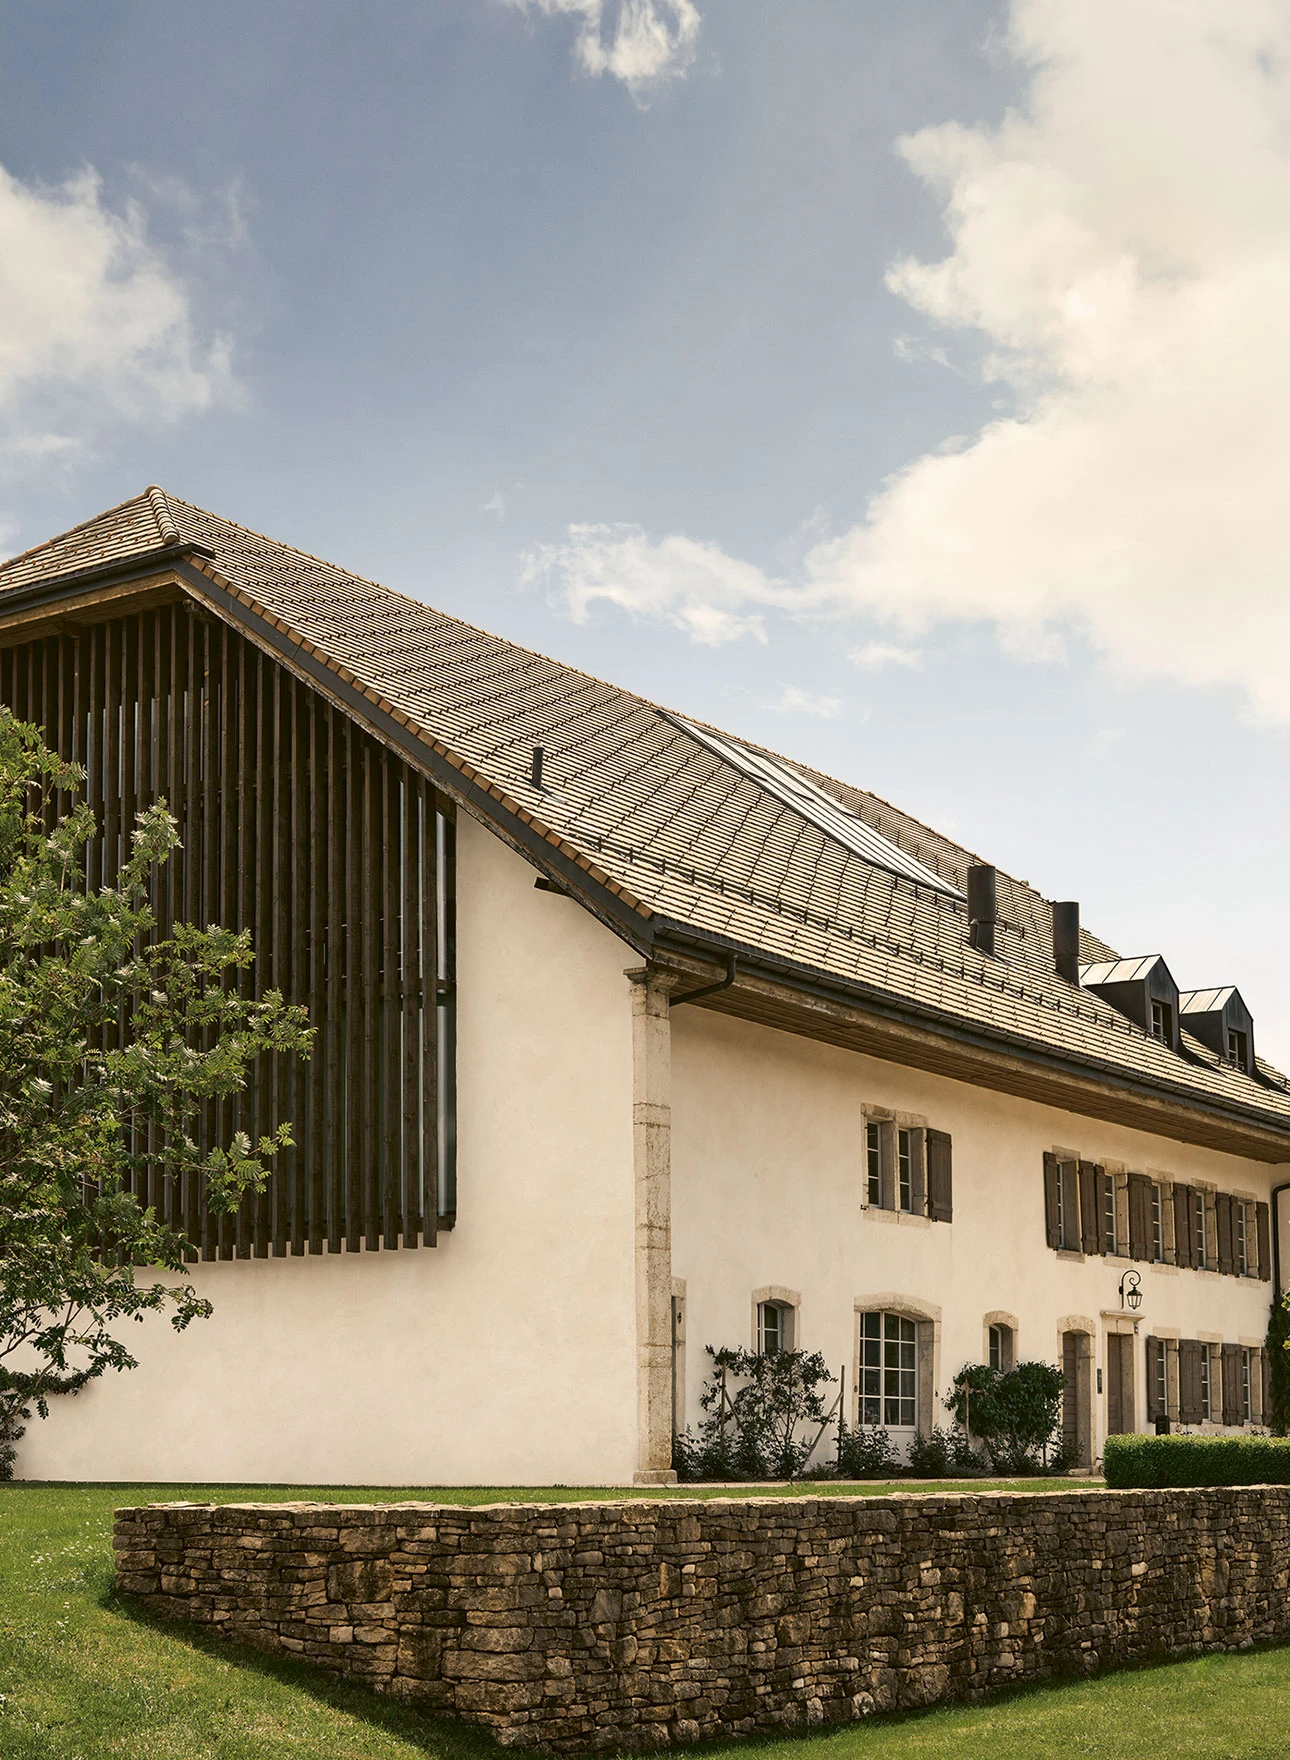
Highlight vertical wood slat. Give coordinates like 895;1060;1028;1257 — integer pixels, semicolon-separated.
0;603;447;1258
344;715;362;1253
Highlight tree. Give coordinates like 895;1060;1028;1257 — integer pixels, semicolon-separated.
0;706;311;1474
675;1344;835;1481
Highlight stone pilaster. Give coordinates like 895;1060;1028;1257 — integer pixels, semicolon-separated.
630;966;676;1485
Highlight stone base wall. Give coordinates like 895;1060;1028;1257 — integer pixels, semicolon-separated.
114;1490;1290;1751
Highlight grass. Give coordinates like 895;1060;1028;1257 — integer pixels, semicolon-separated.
1;1479;1287;1759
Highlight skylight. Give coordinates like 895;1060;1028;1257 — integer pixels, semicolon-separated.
674;716;963;899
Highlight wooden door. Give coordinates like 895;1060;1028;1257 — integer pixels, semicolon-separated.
1106;1334;1133;1436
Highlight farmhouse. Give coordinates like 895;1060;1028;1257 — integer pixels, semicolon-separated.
3;488;1288;1484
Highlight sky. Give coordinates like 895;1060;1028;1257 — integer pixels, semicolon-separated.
1;0;1287;1061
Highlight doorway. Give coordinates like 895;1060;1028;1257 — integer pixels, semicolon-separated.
1061;1330;1093;1466
1106;1331;1135;1437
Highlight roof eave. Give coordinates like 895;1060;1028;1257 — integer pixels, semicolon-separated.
654;921;1290;1163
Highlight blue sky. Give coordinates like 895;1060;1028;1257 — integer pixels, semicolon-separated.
2;0;1288;1060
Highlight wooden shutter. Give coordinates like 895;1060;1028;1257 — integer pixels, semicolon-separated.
1256;1201;1272;1282
1262;1347;1273;1424
1043;1152;1061;1249
1221;1342;1243;1425
1179;1339;1203;1423
925;1128;952;1223
1106;1335;1124;1436
1173;1183;1195;1268
1062;1332;1078;1442
1078;1160;1102;1255
1127;1172;1152;1262
1216;1193;1236;1276
1144;1337;1161;1420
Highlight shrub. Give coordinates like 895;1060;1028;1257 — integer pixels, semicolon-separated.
835;1426;901;1479
1104;1432;1290;1488
674;1345;836;1481
1267;1296;1290;1436
906;1424;984;1478
945;1361;1067;1474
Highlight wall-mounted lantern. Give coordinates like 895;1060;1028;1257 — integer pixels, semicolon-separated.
1119;1269;1143;1312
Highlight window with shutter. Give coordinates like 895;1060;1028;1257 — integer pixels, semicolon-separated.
865;1122;882;1207
1221;1342;1244;1426
1078;1161;1102;1255
1103;1170;1119;1255
1235;1202;1249;1276
1150;1182;1165;1263
1256;1202;1272;1282
1173;1184;1195;1268
1194;1190;1210;1269
1179;1339;1203;1424
1199;1344;1212;1422
1144;1336;1166;1422
925;1129;953;1223
1127;1172;1152;1262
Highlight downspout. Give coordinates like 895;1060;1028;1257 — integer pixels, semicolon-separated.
669;956;737;1009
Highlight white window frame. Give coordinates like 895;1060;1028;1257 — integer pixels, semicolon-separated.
756;1298;795;1357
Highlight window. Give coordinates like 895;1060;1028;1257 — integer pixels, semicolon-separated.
1151;999;1174;1045
897;1129;913;1212
1151;1183;1164;1263
1236;1203;1249;1277
865;1123;881;1206
757;1300;794;1357
988;1323;1014;1373
858;1311;917;1427
1227;1028;1249;1072
1194;1190;1209;1269
1242;1349;1253;1423
1153;1340;1167;1420
1103;1171;1119;1255
1200;1345;1212;1421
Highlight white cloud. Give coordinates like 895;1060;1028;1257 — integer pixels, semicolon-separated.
521;521;797;644
804;0;1290;724
848;640;923;671
770;686;841;719
501;0;700;94
0;163;233;454
481;489;507;518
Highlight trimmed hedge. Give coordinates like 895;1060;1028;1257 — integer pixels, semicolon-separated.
1104;1432;1290;1487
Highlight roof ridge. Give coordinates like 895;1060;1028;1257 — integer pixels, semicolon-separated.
145;485;180;546
0;487;158;578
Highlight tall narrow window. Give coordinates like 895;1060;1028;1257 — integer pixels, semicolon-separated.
1236;1203;1249;1276
897;1128;913;1213
988;1323;1014;1373
1194;1191;1209;1269
1154;1340;1167;1420
1151;999;1173;1045
1241;1348;1253;1423
1103;1172;1119;1255
1151;1183;1164;1263
1227;1028;1249;1072
757;1300;793;1357
1058;1160;1081;1252
858;1311;917;1428
1200;1345;1212;1421
865;1123;882;1207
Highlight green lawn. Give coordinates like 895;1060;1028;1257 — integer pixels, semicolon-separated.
1;1480;1286;1759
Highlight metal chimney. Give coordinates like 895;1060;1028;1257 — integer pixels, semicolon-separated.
1053;900;1080;984
967;864;997;957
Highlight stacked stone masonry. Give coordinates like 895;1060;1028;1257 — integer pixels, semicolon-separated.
114;1490;1290;1752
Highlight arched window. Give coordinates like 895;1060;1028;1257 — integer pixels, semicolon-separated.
757;1299;795;1356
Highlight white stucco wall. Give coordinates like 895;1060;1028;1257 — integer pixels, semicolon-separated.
19;813;640;1485
670;1006;1284;1460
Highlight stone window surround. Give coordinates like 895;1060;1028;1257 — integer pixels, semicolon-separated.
853;1292;940;1436
983;1310;1019;1371
751;1286;801;1355
862;1106;932;1227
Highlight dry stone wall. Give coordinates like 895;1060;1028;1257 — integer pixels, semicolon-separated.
114;1489;1290;1751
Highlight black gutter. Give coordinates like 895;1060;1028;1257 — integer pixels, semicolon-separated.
0;541;215;615
652;918;1290;1151
670;955;737;1008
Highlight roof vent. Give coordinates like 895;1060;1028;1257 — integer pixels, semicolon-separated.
967;864;997;957
1052;901;1080;984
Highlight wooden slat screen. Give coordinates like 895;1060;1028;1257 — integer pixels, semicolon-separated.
0;601;453;1257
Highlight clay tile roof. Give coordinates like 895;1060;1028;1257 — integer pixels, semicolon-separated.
2;489;1287;1132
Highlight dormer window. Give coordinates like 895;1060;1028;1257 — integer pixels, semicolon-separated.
1081;955;1180;1053
1179;986;1256;1075
1151;1000;1173;1045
